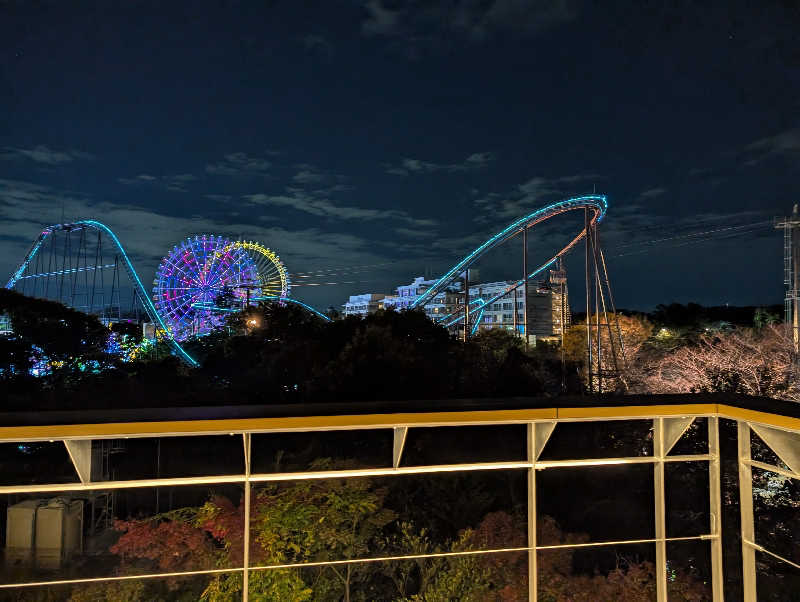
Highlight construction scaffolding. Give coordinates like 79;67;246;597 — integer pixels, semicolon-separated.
775;204;800;356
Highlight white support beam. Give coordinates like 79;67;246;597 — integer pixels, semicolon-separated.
750;423;800;475
653;418;667;602
662;417;695;455
63;440;92;484
242;433;250;476
393;427;408;469
243;433;251;602
707;417;724;602
749;459;800;480
738;421;757;601
527;423;537;602
533;421;556;461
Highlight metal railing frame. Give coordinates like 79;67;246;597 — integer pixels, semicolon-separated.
0;406;798;601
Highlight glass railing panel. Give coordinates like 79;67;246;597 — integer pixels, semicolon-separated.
90;434;245;481
667;417;709;456
665;461;710;538
399;424;526;466
248;470;525;568
0;442;78;486
752;466;800;564
0;484;244;586
666;540;712;600
251;429;392;473
537;464;654;545
538;419;653;461
537;542;655;601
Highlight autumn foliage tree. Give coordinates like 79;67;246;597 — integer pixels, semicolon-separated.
88;486;709;601
563;313;654;392
632;324;800;401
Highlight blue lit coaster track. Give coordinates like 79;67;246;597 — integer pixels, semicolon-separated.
411;195;608;334
5;220;200;366
6;221;338;367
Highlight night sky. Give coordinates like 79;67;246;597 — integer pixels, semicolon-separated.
1;1;798;312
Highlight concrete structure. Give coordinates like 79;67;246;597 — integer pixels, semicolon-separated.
470;279;569;342
349;273;569;342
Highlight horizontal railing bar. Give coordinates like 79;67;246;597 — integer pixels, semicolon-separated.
0;475;247;494
744;539;800;571
248;462;531;482
536;534;714;551
0;566;243;589
0;453;720;493
0;453;717;492
664;454;713;462
0;533;717;589
248;545;530;572
747;459;800;480
536;454;711;469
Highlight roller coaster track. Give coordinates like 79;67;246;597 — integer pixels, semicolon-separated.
411;195;608;328
6;221;201;366
193;296;332;322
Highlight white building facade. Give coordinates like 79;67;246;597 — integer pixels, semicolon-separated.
342;293;386;317
342;272;569;342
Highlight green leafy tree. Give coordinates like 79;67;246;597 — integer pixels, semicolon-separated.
247;459;397;601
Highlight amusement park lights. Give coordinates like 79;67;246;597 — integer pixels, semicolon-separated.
6;195;608;366
152;236;289;341
410;195;607;328
4;220;200;367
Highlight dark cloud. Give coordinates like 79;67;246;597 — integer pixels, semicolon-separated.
1;146;94;164
361;0;576;43
473;174;601;221
301;34;334;58
244;188;436;227
640;188;667;199
118;173;197;192
742;128;800;165
206;152;275;176
386;152;494;176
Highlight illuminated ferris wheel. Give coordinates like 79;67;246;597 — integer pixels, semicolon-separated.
152;235;289;340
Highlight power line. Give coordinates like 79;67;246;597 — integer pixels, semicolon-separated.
610;223;772;258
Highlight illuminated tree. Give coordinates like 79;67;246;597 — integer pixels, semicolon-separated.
637;325;800;401
563;313;653;392
0;288;110;377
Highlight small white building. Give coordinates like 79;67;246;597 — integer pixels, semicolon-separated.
342;293;386;317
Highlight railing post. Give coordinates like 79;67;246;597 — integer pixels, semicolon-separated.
243;433;251;601
708;417;724;601
653;417;667;602
527;422;536;601
737;421;757;601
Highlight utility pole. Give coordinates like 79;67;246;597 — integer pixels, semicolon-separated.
463;269;469;343
523;228;529;348
584;209;593;393
593;227;602;394
513;287;518;337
